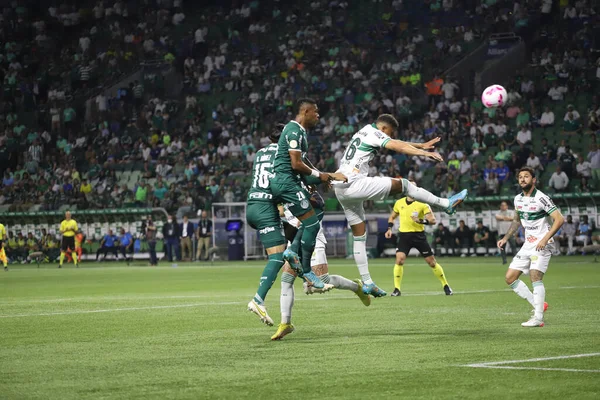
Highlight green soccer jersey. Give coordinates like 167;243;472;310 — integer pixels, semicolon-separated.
247;143;278;202
273;121;308;182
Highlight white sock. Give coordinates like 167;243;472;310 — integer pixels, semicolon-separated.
403;179;450;208
280;272;295;324
509;279;534;307
532;281;546;320
329;275;359;292
353;234;371;284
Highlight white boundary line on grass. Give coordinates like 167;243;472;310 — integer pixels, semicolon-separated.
461;353;600;373
1;285;599;318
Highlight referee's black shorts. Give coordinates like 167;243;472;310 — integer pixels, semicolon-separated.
396;232;433;257
61;236;75;251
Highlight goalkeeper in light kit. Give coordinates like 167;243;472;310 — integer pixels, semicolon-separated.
385;183;452;296
498;167;564;327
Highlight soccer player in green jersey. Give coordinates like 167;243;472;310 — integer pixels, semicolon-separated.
271;98;347;289
246;125;334;325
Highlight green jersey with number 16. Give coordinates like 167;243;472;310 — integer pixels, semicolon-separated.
247;143;277;202
273;121;308;183
337;123;391;181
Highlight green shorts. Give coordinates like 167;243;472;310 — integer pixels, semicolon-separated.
271;178;312;217
246;200;285;249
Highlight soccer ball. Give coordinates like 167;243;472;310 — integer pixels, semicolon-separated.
481;85;507;108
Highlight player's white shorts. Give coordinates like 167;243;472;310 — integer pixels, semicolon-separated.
333;175;392;225
310;228;327;266
508;242;554;274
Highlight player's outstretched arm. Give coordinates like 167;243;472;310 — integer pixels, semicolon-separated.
405;137;441;150
384;139;444;162
497;212;521;248
290;151;347;182
535;209;565;251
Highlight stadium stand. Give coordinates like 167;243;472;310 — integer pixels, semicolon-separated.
1;0;600;259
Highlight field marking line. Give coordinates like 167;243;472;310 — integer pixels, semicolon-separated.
2;285;599;305
1;285;599;318
462;366;600;373
461;353;600;373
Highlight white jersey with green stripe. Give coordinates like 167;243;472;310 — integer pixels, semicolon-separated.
514;188;557;250
337;123;391;181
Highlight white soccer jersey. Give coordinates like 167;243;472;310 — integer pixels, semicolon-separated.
514;188;557;250
337;124;392;180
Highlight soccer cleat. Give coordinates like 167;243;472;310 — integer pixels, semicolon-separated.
443;284;453;295
302;281;334;295
544;302;548;312
271;323;295;341
521;317;544;327
445;189;468;215
390;288;401;297
247;300;274;326
4;266;7;271
352;279;372;306
362;281;387;297
282;249;304;277
300;271;326;290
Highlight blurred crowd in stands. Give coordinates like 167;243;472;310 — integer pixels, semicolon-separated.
0;0;599;216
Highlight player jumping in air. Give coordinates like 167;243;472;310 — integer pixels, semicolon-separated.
272;193;371;340
497;167;564;327
333;114;467;297
384;181;452;296
270;99;347;288
246;125;334;326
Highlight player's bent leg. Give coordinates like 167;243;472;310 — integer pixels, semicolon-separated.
425;255;452;295
392;251;406;297
506;265;535;309
246;201;287;326
292;210;325;289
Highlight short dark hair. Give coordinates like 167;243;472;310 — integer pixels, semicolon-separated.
270;123;285;142
376;114;399;130
296;98;317;114
518;166;536;178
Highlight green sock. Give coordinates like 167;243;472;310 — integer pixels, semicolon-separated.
254;252;285;304
290;226;304;255
300;213;320;274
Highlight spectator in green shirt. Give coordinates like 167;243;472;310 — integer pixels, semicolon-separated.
495;143;513;162
135;182;148;206
516;109;530;127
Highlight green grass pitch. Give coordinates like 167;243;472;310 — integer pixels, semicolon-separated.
1;256;599;399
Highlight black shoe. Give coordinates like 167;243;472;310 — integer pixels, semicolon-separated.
391;288;401;297
58;264;62;268
4;266;7;271
443;284;453;295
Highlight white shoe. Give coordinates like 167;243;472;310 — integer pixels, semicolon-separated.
247;300;274;326
521;317;544;327
302;282;335;295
